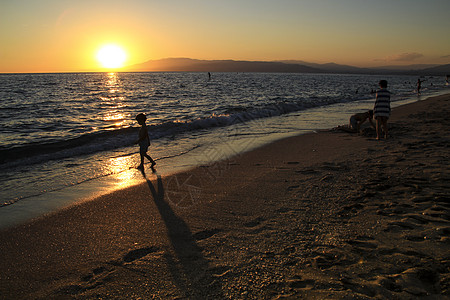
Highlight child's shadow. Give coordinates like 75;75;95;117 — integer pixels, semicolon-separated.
145;173;222;297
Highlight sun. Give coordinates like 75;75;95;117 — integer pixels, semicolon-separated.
96;45;127;68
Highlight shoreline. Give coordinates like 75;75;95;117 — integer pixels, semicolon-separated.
2;89;448;230
1;93;449;298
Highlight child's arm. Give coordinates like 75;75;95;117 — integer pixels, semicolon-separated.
136;127;147;144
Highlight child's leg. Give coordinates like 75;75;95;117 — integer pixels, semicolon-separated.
375;117;382;139
144;153;156;166
138;152;145;168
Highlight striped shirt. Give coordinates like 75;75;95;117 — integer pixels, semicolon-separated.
374;88;391;118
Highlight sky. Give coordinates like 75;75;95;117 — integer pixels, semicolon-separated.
1;0;449;73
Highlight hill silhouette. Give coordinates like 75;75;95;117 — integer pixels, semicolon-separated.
125;58;450;75
126;58;323;73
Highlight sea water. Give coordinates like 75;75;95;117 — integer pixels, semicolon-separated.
0;72;448;228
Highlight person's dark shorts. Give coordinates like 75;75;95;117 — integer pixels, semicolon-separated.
139;140;150;153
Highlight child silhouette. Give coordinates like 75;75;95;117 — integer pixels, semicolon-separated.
135;113;156;171
373;80;391;140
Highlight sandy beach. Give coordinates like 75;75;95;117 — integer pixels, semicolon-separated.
1;93;449;299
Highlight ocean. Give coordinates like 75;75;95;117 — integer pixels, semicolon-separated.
0;72;448;228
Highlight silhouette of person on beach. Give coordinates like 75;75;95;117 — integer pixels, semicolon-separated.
417;78;426;95
135;113;156;171
349;110;375;134
373;80;391;140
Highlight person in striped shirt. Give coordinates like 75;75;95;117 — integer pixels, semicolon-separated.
373;80;391;140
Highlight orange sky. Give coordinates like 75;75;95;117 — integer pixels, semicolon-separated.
1;0;449;73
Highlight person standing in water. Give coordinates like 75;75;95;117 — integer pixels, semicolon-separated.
135;113;156;171
373;80;391;140
417;78;426;95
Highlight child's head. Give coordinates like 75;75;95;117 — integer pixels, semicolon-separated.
379;80;388;88
136;113;147;125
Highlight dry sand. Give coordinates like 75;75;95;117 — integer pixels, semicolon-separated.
1;94;449;299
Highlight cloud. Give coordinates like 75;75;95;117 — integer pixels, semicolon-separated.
441;54;450;59
388;52;424;62
374;52;424;63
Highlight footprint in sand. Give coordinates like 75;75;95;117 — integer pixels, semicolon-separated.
346;240;378;249
405;214;432;224
436;226;450;237
210;266;232;278
354;235;375;241
343;282;377;298
383;220;419;232
295;168;319;175
377;247;400;255
312;255;336;270
372;276;402;293
80;266;106;282
310;249;356;270
404;235;426;242
123;246;159;263
193;228;222;241
429;205;448;212
320;162;346;171
344;239;379;255
56;265;114;296
427;211;450;220
394;267;440;296
287;185;300;191
56;284;85;296
288;278;316;289
338;203;366;218
411;196;434;204
55;247;159;296
399;250;429;258
244;217;265;228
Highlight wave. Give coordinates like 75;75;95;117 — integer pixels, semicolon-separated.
0;128;138;167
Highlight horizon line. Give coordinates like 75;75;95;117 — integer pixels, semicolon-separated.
1;57;448;74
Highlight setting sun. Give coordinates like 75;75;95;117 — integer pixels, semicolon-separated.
96;45;127;69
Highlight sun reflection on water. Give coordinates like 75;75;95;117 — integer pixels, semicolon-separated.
107;155;141;189
102;112;126;127
100;72;129;127
106;72;119;86
104;72;122;94
95;73;144;192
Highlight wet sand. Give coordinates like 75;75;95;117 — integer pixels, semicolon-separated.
1;93;449;299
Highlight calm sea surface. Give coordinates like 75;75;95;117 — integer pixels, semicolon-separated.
0;72;448;227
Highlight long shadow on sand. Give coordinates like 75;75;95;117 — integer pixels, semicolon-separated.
145;172;222;298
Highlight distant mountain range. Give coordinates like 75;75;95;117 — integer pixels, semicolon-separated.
125;58;450;76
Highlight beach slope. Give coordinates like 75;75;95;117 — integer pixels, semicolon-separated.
1;94;449;299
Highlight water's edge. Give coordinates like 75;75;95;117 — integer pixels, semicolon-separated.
1;89;447;229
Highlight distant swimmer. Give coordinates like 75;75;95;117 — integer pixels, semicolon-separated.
208;72;211;80
417;78;426;95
